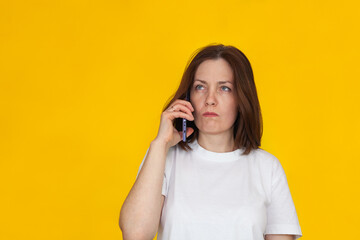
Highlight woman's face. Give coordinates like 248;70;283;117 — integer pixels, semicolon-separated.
190;58;238;136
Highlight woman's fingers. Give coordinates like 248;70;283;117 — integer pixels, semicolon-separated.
165;110;194;121
155;98;195;148
167;103;194;120
171;99;194;112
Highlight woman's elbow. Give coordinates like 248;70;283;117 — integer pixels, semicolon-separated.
119;220;151;240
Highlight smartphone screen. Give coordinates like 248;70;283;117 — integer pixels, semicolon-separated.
182;90;190;142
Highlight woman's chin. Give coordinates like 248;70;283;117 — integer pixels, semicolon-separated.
198;127;222;134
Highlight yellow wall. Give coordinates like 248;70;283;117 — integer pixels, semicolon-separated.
1;0;359;239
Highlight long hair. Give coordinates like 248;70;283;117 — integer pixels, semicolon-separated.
162;43;263;155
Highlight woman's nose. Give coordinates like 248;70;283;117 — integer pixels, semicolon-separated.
205;90;217;106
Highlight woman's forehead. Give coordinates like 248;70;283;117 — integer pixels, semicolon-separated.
193;79;234;85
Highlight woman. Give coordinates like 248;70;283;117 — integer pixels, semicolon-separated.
119;44;302;240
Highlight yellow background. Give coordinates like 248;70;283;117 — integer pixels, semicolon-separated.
1;0;359;239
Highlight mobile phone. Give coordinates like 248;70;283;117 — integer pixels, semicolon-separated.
182;90;190;142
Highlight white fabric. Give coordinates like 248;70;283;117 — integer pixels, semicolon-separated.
136;138;302;240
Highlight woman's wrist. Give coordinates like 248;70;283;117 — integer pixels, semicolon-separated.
151;137;170;150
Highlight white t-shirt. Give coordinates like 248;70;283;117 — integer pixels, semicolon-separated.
136;138;302;240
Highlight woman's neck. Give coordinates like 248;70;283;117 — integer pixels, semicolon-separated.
197;133;236;153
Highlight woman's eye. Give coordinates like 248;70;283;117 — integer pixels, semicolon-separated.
195;85;204;90
195;85;231;92
221;86;231;92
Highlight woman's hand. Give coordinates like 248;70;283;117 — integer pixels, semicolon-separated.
154;99;195;149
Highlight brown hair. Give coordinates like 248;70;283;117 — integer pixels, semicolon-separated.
162;43;263;155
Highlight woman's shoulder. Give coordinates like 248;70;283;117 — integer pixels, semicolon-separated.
250;147;281;167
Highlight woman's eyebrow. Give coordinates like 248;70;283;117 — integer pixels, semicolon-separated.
194;79;233;85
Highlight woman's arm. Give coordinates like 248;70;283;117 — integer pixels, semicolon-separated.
119;139;169;240
265;234;295;240
119;99;194;240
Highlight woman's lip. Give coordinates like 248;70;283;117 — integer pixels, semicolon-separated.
203;112;219;116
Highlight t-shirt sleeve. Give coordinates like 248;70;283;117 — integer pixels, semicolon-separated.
264;156;303;239
135;146;174;197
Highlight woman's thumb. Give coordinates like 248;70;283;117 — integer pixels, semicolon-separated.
177;127;194;141
186;127;194;137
